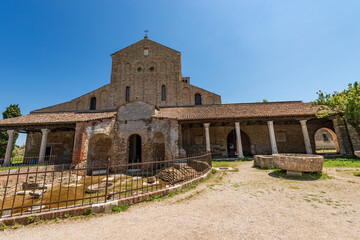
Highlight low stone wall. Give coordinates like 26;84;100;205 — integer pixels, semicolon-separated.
273;154;324;173
0;168;212;226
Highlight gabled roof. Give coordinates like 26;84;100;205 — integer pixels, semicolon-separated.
153;101;318;121
0;111;117;127
110;37;180;56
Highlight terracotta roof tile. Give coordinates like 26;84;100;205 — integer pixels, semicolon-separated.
0;111;117;127
154;101;317;121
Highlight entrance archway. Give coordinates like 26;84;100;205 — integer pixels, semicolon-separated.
153;132;165;160
128;134;142;163
87;134;112;168
227;130;251;157
314;128;340;154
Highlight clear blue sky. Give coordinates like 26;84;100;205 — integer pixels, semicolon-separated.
1;0;360;145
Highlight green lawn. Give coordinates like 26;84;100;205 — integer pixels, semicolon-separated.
212;158;252;168
323;158;360;168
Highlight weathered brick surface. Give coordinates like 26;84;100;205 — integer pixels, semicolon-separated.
32;37;221;113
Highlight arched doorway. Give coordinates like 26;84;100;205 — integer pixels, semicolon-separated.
227;130;251;157
129;134;142;163
87;134;112;168
153;132;165;160
314;128;340;154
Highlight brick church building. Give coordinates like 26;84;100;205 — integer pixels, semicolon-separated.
0;36;358;167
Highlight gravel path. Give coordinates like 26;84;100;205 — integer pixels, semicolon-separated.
1;161;360;240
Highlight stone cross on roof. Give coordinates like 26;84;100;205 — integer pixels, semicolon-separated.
144;29;149;38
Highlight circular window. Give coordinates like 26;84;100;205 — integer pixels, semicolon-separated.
149;67;154;72
137;67;142;72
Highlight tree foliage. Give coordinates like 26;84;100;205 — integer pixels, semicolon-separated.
0;104;22;158
312;81;360;135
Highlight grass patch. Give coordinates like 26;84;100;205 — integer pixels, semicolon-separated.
111;204;129;213
212;158;251;168
323;158;360;168
316;149;337;153
270;170;332;180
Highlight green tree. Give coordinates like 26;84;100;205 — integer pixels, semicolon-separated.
312;81;360;136
0;104;22;158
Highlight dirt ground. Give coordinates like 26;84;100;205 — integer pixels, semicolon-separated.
1;161;360;240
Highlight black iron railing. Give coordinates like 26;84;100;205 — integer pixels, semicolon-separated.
0;153;211;218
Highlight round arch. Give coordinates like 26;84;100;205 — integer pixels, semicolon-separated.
128;134;142;163
227;129;251;157
314;127;340;154
87;134;112;168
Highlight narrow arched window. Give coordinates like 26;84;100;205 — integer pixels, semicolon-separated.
161;85;166;101
195;93;202;105
125;87;130;102
90;97;96;110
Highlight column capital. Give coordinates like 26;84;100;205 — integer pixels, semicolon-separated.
267;120;274;125
41;128;51;134
235;122;240;127
7;129;17;136
203;123;210;128
299;120;308;125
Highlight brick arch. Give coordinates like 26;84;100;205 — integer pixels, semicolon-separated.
135;62;143;73
146;62;157;72
314;127;340;153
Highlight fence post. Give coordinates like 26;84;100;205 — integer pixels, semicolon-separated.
105;163;109;203
172;158;175;186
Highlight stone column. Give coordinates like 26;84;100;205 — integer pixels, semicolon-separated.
39;129;50;165
203;123;211;152
3;130;17;167
267;121;278;154
299;120;313;154
235;122;244;158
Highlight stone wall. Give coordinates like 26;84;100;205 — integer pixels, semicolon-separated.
24;130;75;164
79;101;179;168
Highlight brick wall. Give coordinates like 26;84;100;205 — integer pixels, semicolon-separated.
32;38;221;113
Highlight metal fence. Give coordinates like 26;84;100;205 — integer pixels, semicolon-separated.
0;155;58;168
0;153;211;219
